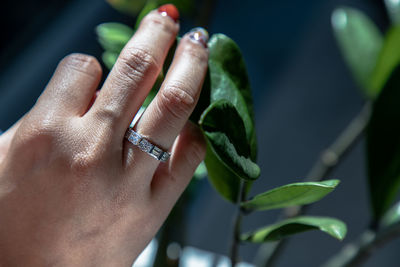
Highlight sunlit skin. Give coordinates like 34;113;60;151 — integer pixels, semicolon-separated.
0;6;209;266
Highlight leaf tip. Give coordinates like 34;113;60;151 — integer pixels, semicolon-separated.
331;7;348;30
323;179;341;188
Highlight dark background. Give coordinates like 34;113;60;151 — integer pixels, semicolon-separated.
0;0;398;266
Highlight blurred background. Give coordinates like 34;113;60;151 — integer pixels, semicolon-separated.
0;0;398;266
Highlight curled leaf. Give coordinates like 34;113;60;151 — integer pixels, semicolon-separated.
200;100;260;181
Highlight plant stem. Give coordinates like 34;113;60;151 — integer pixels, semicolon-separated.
254;101;373;267
230;180;246;265
321;222;400;267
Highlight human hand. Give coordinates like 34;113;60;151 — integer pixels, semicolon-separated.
0;5;208;266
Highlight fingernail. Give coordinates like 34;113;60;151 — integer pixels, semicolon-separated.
187;27;209;48
158;4;180;23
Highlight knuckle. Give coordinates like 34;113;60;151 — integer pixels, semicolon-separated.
14;119;59;155
70;135;108;175
159;82;196;120
27;117;58;140
60;53;102;78
117;47;160;83
93;105;121;126
141;12;177;35
71;151;103;175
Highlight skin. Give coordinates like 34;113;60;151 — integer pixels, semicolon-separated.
0;9;208;267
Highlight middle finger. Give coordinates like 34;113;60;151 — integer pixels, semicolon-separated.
89;7;179;133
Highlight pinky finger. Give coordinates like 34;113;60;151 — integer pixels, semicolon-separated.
150;121;206;214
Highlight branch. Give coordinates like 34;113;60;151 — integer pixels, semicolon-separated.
254;101;373;267
321;222;400;267
230;180;246;265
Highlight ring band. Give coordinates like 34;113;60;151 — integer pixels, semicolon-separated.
125;128;170;162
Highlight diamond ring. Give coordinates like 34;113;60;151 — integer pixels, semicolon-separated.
125;128;170;162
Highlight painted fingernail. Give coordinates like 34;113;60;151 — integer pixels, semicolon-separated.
187;27;209;48
158;4;180;22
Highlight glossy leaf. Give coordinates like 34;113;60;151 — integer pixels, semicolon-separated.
241;180;340;211
96;23;134;53
102;51;119;69
205;132;260;180
381;201;400;227
198;35;259;201
204;140;243;202
367;65;400;220
370;26;400;95
385;0;400;25
208;34;257;160
200;100;260;181
204;136;253;202
242;216;347;242
331;7;383;98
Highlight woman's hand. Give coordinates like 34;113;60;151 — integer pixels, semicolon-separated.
0;5;208;266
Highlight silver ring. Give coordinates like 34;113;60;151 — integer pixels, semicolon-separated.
125;128;170;162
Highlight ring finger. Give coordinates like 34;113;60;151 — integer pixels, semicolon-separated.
127;27;209;170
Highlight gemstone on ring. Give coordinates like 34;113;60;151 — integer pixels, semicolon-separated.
139;139;154;153
125;128;170;162
151;146;163;158
126;130;141;145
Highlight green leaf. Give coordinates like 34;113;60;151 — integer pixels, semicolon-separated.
197;34;259;202
205;132;260;180
135;0;158;30
204;135;253;202
208;34;257;160
106;0;147;17
96;23;134;53
381;201;400;227
370;26;400;95
367;65;400;220
241;216;347;242
331;7;383;98
241;180;340;211
102;51;119;69
385;0;400;25
204;140;243;202
200;100;260;181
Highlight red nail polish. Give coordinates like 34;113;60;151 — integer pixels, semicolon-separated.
158;4;179;22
